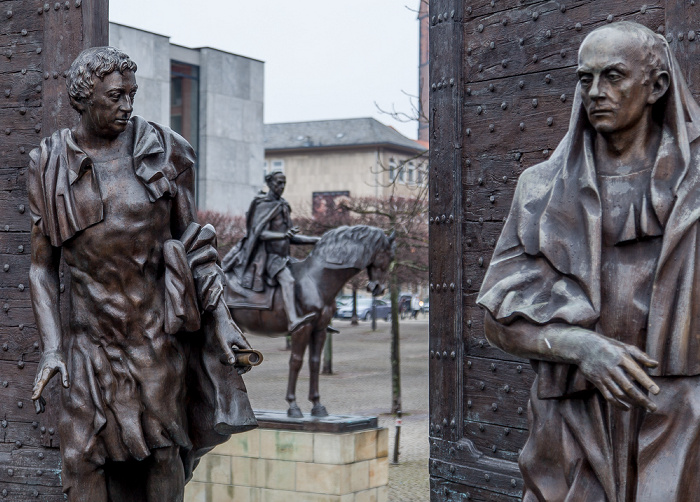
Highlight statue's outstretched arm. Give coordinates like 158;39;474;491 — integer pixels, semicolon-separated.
484;312;660;411
290;233;320;245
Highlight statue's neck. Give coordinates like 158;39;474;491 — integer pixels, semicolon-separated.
314;264;362;303
593;114;661;176
71;124;131;162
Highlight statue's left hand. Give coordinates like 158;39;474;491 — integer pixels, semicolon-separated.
285;227;300;239
212;301;253;365
218;324;253;366
32;350;70;414
225;325;252;352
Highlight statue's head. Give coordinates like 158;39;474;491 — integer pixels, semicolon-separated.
577;22;670;135
66;46;138;138
265;171;286;197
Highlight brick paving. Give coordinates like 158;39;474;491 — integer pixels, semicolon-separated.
243;317;431;502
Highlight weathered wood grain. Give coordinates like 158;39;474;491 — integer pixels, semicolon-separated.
0;2;107;496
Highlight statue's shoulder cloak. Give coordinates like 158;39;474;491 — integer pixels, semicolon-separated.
221;193;290;291
27;116;195;247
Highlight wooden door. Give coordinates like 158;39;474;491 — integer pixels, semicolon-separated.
429;1;700;500
0;2;107;499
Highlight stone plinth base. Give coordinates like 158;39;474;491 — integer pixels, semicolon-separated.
185;411;389;502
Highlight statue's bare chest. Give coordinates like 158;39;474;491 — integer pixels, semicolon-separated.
268;210;289;232
63;154;171;281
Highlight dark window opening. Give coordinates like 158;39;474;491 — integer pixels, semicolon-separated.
171;61;200;203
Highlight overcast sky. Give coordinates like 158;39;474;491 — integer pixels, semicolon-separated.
109;1;421;139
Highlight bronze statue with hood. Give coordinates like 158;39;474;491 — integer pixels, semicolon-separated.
478;22;700;501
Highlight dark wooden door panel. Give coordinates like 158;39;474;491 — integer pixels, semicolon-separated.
0;1;107;497
429;0;465;450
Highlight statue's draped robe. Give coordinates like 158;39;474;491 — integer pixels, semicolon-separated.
27;116;256;495
477;45;700;501
222;192;292;291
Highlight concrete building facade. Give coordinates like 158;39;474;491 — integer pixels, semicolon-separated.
264;118;428;216
418;0;429;145
109;23;264;215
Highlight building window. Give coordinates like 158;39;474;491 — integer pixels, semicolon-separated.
171;61;200;203
264;159;285;178
398;163;405;184
407;162;415;184
389;159;397;182
171;62;199;154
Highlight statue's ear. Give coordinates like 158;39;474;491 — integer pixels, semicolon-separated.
388;230;396;244
649;69;670;105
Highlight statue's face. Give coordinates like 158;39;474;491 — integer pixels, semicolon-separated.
81;70;137;139
577;29;659;135
268;173;286;197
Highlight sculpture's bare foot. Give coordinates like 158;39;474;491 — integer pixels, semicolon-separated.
311;404;328;417
288;404;303;418
288;312;316;333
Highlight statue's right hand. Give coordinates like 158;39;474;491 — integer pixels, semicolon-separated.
577;336;659;412
32;350;70;414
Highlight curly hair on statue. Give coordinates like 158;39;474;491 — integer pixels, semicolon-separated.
66;46;137;109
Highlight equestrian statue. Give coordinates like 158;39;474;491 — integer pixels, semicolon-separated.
222;171;395;418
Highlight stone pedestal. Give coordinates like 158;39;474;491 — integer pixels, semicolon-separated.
185;411;389;502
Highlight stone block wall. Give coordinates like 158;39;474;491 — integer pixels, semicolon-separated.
185;427;389;502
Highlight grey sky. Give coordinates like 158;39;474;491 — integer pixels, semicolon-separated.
109;1;421;140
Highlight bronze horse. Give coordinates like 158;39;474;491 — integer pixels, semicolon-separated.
224;225;395;417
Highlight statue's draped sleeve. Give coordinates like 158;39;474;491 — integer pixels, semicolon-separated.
477;158;603;399
477;161;600;329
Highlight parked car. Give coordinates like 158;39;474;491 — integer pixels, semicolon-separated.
335;296;352;310
335;298;391;321
420;298;430;314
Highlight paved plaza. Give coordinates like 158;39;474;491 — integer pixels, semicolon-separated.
243;317;431;502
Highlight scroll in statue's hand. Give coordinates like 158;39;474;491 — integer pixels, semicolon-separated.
32;350;70;414
577;336;660;412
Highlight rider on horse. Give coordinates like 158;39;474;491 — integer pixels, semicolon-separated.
222;171;319;332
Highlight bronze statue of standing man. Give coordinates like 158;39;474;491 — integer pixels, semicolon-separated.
479;22;700;501
28;46;257;501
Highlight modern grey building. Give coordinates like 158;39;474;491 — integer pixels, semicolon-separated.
109;23;264;215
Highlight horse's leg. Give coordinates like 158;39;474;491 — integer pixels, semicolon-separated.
286;324;312;418
309;327;329;417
